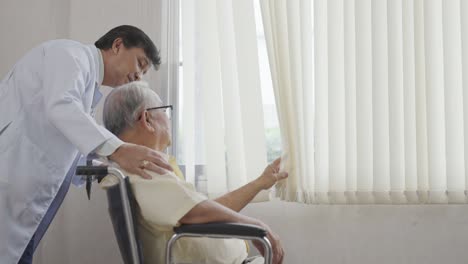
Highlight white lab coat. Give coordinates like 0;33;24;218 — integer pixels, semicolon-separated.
0;39;116;263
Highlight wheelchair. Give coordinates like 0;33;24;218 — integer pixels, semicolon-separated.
76;165;273;264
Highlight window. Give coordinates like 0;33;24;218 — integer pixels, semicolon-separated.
176;1;282;193
254;0;282;163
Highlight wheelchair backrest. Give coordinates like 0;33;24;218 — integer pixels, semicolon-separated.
106;177;144;264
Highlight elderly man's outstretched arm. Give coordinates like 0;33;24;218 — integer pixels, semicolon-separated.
214;158;288;212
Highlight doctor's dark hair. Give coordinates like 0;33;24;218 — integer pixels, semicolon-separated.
95;25;161;70
103;81;161;136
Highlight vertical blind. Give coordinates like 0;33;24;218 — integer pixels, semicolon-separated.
261;0;468;204
180;0;269;198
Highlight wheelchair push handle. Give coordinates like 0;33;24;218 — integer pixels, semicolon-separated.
76;166;108;176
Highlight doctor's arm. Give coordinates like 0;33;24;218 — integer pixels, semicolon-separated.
43;48;171;178
214;158;288;212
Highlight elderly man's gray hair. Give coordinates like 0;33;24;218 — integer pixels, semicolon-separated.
103;81;160;136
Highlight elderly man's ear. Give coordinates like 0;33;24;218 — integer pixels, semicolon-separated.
139;110;156;132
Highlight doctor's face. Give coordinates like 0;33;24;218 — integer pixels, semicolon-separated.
103;39;151;87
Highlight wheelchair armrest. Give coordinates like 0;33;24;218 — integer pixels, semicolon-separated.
174;222;268;238
169;223;273;263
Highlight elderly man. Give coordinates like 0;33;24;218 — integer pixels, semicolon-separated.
100;81;287;264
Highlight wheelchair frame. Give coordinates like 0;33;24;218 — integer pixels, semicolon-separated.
76;165;273;264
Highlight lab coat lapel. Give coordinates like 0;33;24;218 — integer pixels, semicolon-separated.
90;87;103;117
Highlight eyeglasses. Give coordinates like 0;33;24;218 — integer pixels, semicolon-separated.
146;105;173;119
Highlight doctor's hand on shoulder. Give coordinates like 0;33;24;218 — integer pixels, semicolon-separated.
108;143;173;179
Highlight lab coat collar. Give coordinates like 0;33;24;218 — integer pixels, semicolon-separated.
88;44;104;86
97;48;104;86
88;44;104;110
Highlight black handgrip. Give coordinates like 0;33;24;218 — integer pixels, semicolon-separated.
76;166;108;176
174;222;268;237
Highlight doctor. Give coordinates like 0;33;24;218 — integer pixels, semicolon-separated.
0;25;173;264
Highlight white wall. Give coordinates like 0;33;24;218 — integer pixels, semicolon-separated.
0;0;70;76
37;194;468;264
243;201;468;264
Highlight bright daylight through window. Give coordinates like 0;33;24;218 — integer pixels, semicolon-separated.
176;1;282;192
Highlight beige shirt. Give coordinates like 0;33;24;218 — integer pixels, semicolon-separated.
101;161;248;264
